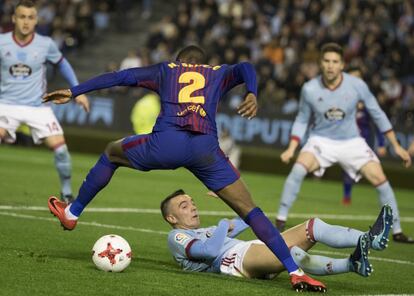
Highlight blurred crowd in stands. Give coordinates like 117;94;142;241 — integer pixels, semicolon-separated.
141;0;414;128
0;0;114;50
1;0;413;128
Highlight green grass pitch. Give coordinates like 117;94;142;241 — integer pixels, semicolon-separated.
1;145;413;295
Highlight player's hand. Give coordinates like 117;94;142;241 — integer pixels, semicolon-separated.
408;142;414;157
227;220;235;234
394;145;412;168
237;93;257;119
281;148;295;164
75;94;90;113
42;89;72;105
376;147;387;157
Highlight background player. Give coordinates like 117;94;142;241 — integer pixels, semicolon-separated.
342;66;387;205
275;43;413;244
0;0;89;202
44;45;326;292
162;189;392;279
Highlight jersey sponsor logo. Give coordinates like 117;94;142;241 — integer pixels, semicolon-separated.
9;63;32;79
324;107;346;121
177;104;207;117
175;233;191;246
168;62;221;70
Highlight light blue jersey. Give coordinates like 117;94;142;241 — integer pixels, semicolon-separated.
0;32;62;106
168;218;248;273
291;73;392;142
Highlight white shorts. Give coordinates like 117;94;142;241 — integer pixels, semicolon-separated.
301;136;379;181
0;103;63;144
219;240;263;278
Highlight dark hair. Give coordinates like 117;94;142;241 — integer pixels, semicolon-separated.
176;45;206;64
15;0;36;11
320;42;344;60
160;189;186;221
347;66;362;74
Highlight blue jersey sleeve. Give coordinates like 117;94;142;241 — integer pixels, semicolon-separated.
46;37;63;64
188;219;230;260
222;62;257;95
57;58;79;87
71;64;161;97
291;85;312;142
227;217;249;238
357;80;392;133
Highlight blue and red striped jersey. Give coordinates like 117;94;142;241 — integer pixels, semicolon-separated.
71;61;257;136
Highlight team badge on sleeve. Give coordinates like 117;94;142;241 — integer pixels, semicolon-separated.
175;233;191;246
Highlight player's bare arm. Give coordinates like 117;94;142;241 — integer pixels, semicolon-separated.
237;93;257;119
384;130;412;168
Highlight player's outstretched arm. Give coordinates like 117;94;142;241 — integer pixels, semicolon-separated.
42;89;73;105
237;93;257;119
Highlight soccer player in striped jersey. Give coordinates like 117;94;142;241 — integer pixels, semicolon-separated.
45;45;326;292
162;190;393;280
275;43;413;244
342;66;387;205
0;0;90;202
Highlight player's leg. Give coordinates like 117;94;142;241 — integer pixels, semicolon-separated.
342;170;353;205
188;134;324;291
217;181;326;292
48;137;136;230
44;135;73;202
0;127;8;141
0;103;21;144
276;151;320;231
360;161;413;243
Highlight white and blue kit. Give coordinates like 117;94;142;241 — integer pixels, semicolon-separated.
291;72;391;142
0;32;80;198
0;32;62;106
278;72;403;234
168;218;254;276
291;73;392;180
0;32;78;143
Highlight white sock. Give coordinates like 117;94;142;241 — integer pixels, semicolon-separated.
65;205;78;220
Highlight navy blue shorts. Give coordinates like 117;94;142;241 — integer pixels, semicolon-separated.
121;130;240;191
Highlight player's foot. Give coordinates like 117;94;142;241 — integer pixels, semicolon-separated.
275;219;286;232
290;273;327;293
393;232;414;244
342;196;351;206
61;193;75;204
367;204;393;250
349;234;372;277
48;196;77;231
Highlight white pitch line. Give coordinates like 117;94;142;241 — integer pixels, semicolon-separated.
0;211;168;235
0;210;413;267
1;205;414;223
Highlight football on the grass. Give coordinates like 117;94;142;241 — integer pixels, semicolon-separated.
92;234;132;272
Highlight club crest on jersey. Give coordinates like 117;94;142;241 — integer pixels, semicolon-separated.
175;233;191;245
9;63;32;79
324;107;346;121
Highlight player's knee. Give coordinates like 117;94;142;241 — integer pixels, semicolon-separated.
289;163;308;182
0;128;7;139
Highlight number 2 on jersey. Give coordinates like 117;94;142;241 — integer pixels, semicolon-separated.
178;72;205;104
